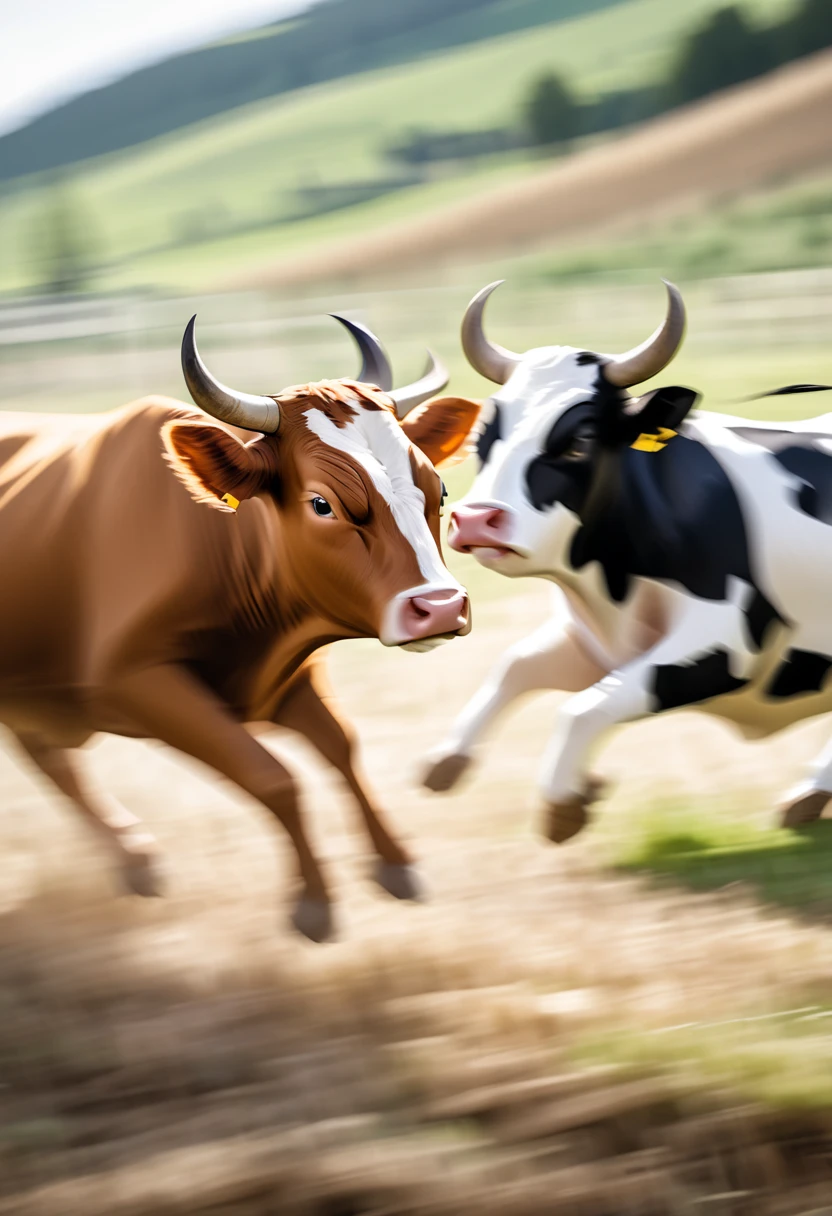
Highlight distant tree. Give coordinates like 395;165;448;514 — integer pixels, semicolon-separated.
524;72;581;147
781;0;832;61
666;6;772;108
30;180;98;294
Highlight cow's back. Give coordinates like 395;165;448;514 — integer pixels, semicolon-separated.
0;398;210;695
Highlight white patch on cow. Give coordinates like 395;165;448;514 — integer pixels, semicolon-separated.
304;404;465;644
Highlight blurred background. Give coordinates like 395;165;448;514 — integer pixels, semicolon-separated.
2;2;832;1213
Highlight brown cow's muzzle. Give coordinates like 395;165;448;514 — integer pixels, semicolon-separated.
381;587;470;648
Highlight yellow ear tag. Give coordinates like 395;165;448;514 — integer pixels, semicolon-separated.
631;427;677;453
221;492;240;510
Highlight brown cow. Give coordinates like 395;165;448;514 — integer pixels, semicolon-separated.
0;315;479;940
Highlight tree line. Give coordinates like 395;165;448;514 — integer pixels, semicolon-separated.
524;0;832;148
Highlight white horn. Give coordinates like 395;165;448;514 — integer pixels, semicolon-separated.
390;350;449;420
181;316;280;434
604;281;686;389
461;280;521;385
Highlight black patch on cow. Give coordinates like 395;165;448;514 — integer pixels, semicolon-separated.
729;428;832;523
569;433;754;603
766;649;832;699
525;402;597;515
772;446;832;525
576;351;601;365
744;588;786;651
476;402;502;467
651;649;748;712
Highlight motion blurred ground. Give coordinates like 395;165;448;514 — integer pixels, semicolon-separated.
2;277;832;1213
4;0;832;1200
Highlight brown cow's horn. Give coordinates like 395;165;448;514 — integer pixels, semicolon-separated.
331;314;393;392
390;351;450;420
181;315;280;434
604;281;686;388
461;280;521;385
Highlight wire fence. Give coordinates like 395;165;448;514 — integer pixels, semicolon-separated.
1;267;831;414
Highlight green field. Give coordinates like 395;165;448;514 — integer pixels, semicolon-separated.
0;0;796;296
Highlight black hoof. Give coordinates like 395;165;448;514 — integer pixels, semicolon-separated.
122;854;165;898
779;790;830;829
291;897;334;943
375;861;423;901
422;752;471;793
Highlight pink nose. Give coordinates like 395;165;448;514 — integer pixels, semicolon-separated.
448;505;512;552
399;589;469;641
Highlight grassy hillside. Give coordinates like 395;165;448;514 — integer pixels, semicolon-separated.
0;0;797;296
0;0;625;181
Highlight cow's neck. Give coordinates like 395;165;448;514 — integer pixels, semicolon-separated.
549;557;666;669
215;501;359;716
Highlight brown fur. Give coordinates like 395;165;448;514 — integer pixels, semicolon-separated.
0;386;466;937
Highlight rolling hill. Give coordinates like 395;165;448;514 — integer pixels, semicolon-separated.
0;0;803;295
0;0;624;180
250;47;832;287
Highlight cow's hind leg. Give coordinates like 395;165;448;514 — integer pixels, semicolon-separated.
14;731;162;896
100;663;332;942
780;737;832;828
273;664;420;901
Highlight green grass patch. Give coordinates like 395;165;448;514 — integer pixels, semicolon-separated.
578;1008;832;1110
613;799;832;913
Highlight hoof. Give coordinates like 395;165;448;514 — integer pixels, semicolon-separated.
779;790;830;829
543;797;591;845
422;751;471;793
584;774;609;805
375;861;423;901
291;897;334;943
122;853;164;898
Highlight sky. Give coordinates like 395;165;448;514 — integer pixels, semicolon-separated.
0;0;322;137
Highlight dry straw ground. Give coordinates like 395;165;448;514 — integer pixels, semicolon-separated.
2;573;832;1215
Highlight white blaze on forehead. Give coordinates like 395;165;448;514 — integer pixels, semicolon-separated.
303;403;463;592
495;346;603;433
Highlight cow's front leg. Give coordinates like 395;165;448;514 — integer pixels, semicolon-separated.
272;663;420;901
423;617;606;792
100;663;332;941
540;597;754;843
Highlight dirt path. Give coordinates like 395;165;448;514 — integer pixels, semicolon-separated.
1;581;832;1213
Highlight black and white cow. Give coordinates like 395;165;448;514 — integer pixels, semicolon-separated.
423;280;832;840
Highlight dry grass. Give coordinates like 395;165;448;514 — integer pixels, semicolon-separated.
2;575;832;1213
242;48;832;291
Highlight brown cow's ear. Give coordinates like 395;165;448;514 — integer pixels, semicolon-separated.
162;421;273;510
400;396;481;468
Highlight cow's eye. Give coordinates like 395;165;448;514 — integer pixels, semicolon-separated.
563;428;595;461
440;481;448;512
311;496;334;517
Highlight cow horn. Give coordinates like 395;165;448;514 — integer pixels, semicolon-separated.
461;280;521;385
181;316;280;434
390;351;450;420
604;281;686;389
331;314;393;392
